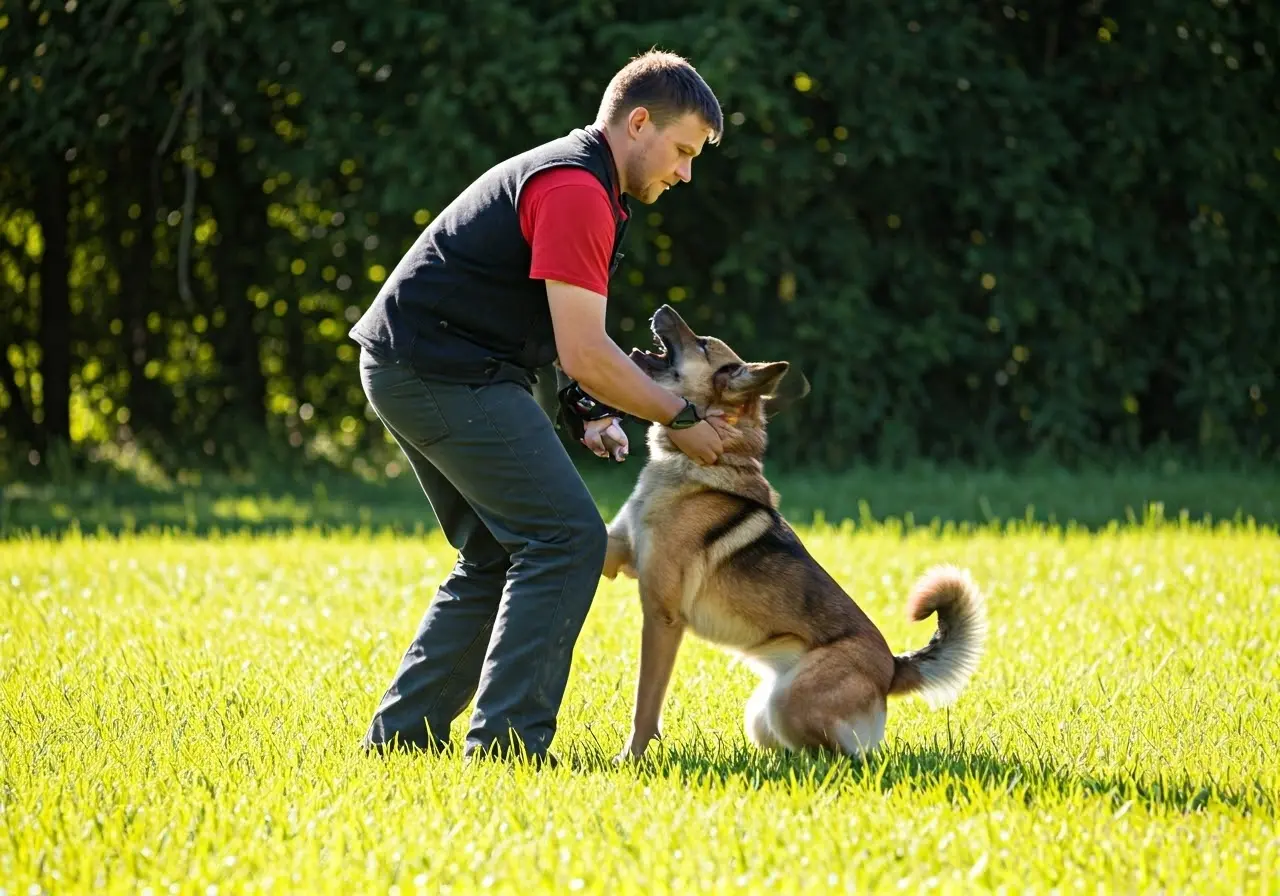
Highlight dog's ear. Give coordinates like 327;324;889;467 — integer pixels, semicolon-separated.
741;361;789;398
762;367;810;417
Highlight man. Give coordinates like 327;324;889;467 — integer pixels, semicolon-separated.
347;49;728;764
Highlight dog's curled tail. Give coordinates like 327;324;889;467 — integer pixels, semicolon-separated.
888;564;988;709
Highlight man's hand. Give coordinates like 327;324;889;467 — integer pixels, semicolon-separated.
665;407;744;466
702;408;740;442
582;417;629;462
665;418;723;465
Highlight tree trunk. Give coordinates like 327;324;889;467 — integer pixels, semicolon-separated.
212;136;267;428
36;154;72;453
116;136;176;440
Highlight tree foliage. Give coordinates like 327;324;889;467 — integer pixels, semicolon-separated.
2;0;1276;480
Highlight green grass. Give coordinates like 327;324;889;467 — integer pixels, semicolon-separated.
4;457;1279;537
2;470;1279;893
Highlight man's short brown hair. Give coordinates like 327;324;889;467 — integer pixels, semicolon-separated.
597;49;724;144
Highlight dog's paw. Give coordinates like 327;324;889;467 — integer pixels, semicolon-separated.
602;538;635;580
602;562;635;581
614;731;661;766
613;747;649;767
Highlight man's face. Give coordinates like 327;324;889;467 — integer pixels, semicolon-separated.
621;109;714;204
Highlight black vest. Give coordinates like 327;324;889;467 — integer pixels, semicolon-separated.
348;125;631;386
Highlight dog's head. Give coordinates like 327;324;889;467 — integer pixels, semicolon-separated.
628;304;790;429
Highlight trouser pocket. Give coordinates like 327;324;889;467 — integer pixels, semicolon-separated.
359;352;452;450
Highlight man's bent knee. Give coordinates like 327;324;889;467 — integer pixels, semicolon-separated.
566;513;608;574
518;510;607;596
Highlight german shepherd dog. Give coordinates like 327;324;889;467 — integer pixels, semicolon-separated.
602;304;988;762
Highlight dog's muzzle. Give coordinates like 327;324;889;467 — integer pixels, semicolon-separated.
628;347;670;375
628;328;675;375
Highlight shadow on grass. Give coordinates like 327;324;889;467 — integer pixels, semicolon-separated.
564;737;1273;818
3;453;1279;539
0;454;437;538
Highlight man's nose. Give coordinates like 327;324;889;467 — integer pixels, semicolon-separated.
675;159;692;183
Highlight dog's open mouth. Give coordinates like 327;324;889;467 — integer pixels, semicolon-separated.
628;330;674;375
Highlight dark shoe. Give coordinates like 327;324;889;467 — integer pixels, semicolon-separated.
361;734;448;758
463;742;561;769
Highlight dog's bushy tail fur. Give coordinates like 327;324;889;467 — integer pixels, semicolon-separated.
888;564;988;708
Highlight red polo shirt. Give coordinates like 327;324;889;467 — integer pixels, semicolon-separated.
519;163;627;298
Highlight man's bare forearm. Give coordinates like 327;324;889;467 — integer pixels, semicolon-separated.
562;338;686;425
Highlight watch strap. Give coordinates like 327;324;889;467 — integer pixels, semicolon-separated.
666;398;701;429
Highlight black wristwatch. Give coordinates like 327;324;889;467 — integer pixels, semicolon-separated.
666;398;701;430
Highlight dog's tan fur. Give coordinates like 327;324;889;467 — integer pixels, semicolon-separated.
604;305;988;761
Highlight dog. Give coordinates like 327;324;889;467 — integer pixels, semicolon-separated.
602;304;988;762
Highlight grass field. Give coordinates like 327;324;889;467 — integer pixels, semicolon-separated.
2;466;1278;893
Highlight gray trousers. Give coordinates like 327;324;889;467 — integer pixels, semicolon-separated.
357;347;607;760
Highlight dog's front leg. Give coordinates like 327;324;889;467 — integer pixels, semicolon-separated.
602;531;635;580
619;605;685;762
602;500;637;580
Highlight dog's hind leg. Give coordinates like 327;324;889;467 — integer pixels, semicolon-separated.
830;700;887;757
741;640;806;751
766;644;889;758
745;678;783;750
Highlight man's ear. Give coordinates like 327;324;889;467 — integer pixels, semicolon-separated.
627;106;651;137
742;361;789;398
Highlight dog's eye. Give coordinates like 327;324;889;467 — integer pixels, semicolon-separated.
697;337;710;357
716;363;743;377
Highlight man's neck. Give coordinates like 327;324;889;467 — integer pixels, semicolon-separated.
596;121;630;196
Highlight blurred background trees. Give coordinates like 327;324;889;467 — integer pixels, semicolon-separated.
2;0;1276;484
